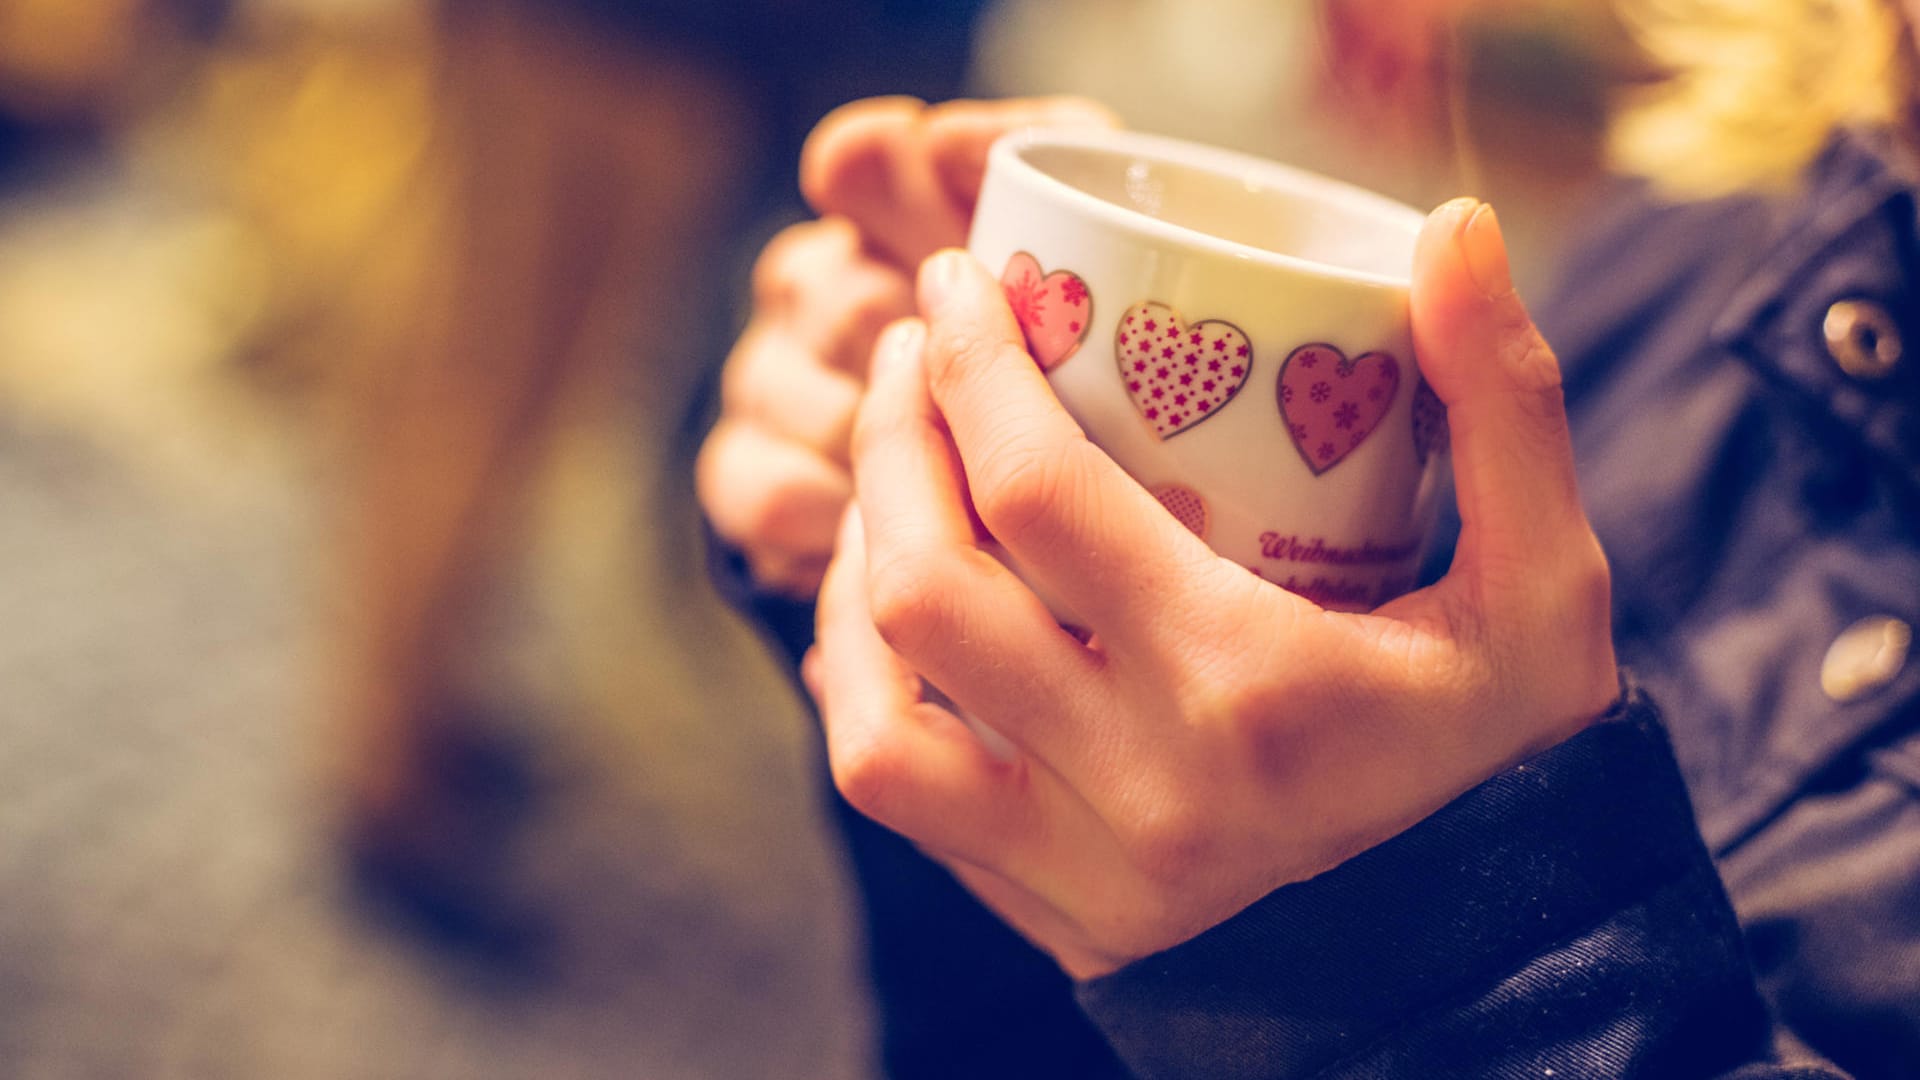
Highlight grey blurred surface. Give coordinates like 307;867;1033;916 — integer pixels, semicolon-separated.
0;177;872;1080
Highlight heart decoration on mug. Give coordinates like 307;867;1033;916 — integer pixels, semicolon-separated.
1278;344;1401;474
1151;483;1210;540
1117;301;1253;440
1000;252;1092;371
1411;379;1449;465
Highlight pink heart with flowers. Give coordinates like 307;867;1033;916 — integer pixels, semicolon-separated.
1277;344;1401;474
1001;252;1092;371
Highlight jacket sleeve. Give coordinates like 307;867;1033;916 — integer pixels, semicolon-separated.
705;520;818;674
1076;689;1848;1080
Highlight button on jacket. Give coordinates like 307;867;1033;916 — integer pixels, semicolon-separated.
1553;129;1920;1077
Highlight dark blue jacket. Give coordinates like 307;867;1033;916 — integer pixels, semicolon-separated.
710;129;1919;1079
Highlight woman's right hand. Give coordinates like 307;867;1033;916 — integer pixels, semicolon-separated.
696;95;1117;597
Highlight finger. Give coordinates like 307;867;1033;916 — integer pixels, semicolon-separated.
813;507;1037;866
914;250;1299;649
792;258;917;378
753;553;833;599
852;319;1105;739
754;217;916;376
922;96;1121;214
800;97;970;268
721;324;863;464
696;419;850;575
801;97;1119;270
1409;199;1602;615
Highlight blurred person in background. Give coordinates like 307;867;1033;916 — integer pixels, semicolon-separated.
0;1;992;1073
330;0;990;946
701;1;1920;1077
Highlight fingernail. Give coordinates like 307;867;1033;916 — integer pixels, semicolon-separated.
1460;202;1512;300
920;249;968;307
877;318;924;374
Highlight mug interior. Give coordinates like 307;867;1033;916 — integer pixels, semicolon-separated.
1018;140;1416;281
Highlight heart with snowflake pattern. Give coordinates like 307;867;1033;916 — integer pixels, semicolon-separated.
1277;344;1401;475
1411;379;1448;465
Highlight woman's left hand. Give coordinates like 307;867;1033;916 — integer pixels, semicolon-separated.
804;197;1619;980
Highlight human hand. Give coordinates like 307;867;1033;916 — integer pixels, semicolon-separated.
805;197;1618;979
697;95;1117;596
697;217;914;595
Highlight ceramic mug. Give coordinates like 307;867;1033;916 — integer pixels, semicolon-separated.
967;128;1449;613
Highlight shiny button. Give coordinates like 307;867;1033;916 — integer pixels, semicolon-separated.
1821;615;1912;703
1823;299;1903;380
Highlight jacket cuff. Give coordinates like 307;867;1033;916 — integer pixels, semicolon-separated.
703;518;818;670
1076;689;1728;1079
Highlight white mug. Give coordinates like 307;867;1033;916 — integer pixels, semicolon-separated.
968;128;1449;612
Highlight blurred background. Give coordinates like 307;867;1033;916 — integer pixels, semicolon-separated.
0;1;1638;1076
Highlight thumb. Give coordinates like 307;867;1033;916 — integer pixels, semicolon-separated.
1410;198;1592;608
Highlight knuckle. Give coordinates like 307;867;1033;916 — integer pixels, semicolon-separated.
1503;328;1567;403
918;98;991;149
748;549;826;598
1180;670;1255;727
733;482;796;551
800;96;926;213
1204;683;1305;777
699;425;816;550
1496;331;1576;467
973;442;1069;547
822;277;909;359
1120;798;1212;886
717;333;768;414
750;225;817;311
865;551;961;659
830;730;907;824
1560;530;1614;621
755;219;864;311
740;468;839;554
920;96;975;127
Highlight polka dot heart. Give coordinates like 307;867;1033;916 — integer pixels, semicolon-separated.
1151;484;1210;540
1115;301;1252;440
1277;344;1401;475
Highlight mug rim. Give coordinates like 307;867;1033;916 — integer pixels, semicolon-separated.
986;127;1424;290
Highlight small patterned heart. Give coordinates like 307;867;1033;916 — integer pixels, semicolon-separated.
1151;484;1210;540
1001;252;1092;371
1277;344;1401;475
1116;301;1253;440
1412;379;1448;465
